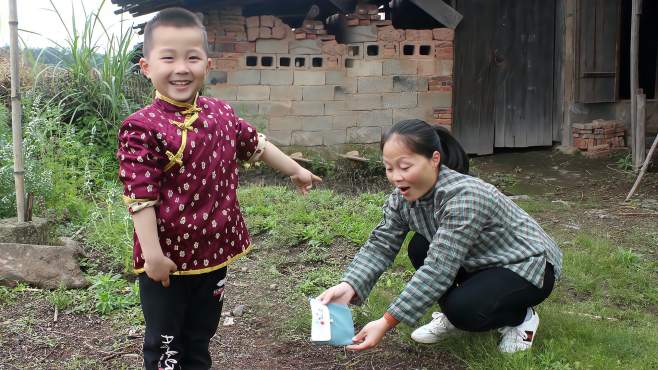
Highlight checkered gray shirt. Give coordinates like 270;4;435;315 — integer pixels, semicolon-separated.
342;166;563;325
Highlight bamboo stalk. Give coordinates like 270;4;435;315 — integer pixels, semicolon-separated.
625;132;658;201
9;0;25;222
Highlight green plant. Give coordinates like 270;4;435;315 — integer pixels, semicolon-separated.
616;153;633;171
90;273;140;315
47;285;74;311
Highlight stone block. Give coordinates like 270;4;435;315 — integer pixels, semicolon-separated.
418;91;452;108
393;76;428;92
270;86;303;101
294;70;326;85
347;126;382;143
346;59;383;77
260;15;275;27
303;85;335;101
292;101;324;115
258;101;292;116
333;112;358;129
417;60;438;76
260;69;294;85
357;109;393;127
325;70;347;84
267;130;292;146
433;28;455;41
0;217;49;244
228;101;260;115
289;39;322;54
342;25;378;43
206;86;238;100
383;92;418;109
383;59;418;75
269;116;302;131
323;129;348;145
292;131;323;146
357;76;393;93
256;39;289;54
237;86;270;101
436;59;453;77
246;16;260;28
324;101;348;115
228;70;261;85
302;116;333;131
206;70;228;84
345;94;382;110
393;107;434;123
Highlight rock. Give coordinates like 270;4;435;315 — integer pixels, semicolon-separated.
122;354;140;361
240;267;248;273
555;145;580;155
0;217;50;245
232;304;246;317
0;239;88;289
223;317;235;326
269;284;277;289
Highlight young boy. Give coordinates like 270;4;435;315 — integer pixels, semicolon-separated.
117;7;321;369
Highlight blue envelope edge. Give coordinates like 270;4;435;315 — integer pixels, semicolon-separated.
311;302;355;346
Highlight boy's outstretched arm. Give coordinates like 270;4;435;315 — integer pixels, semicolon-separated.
259;141;322;194
132;207;177;287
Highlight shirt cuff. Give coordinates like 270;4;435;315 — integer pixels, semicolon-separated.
123;197;160;214
383;312;400;328
247;133;267;163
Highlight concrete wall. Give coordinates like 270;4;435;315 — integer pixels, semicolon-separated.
202;7;454;146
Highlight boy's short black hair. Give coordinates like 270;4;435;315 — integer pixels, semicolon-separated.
142;7;209;57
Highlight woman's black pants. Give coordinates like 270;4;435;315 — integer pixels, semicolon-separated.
408;233;555;331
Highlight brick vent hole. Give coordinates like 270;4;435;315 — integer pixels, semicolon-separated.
419;45;432;55
348;45;360;57
295;57;306;68
261;56;274;67
367;45;379;56
246;56;258;67
403;45;415;56
279;57;291;67
312;57;323;68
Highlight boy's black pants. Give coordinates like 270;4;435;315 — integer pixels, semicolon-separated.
408;233;555;331
139;267;227;370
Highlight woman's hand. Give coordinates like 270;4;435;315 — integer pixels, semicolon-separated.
317;282;355;305
290;167;322;195
346;317;392;351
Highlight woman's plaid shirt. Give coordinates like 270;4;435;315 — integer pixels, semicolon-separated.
342;166;563;325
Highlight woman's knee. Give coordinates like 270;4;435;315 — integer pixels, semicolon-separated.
440;294;490;331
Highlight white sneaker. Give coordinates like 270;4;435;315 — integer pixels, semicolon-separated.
411;312;459;344
498;308;540;353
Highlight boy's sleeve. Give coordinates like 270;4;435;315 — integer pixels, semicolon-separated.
228;105;267;162
117;120;164;213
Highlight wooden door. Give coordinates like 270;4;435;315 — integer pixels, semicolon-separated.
453;0;556;154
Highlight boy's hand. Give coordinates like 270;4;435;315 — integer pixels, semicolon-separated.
290;167;322;195
144;254;178;288
317;282;355;305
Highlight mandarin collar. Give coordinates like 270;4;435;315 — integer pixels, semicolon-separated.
153;91;200;113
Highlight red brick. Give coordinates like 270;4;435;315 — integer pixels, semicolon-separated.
246;16;259;28
213;58;238;71
359;19;371;25
436;47;453;59
433;28;454;41
234;42;255;53
259;27;272;38
260;15;275;28
272;25;288;39
247;27;259;41
295;33;307;40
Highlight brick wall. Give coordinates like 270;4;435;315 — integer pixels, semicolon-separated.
203;6;454;146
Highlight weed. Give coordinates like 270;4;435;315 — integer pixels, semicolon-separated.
90;274;140;315
616;153;633;171
47;285;74;311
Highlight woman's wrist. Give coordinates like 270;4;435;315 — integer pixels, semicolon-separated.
382;312;400;329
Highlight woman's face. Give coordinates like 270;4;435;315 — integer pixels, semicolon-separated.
382;135;440;202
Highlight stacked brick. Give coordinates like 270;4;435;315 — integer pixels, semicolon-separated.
343;2;391;26
294;20;336;41
203;6;454;147
246;15;292;41
206;7;247;46
572;119;625;157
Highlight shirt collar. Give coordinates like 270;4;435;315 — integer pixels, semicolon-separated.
153;91;200;113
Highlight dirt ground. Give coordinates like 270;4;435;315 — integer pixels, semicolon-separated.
1;148;657;369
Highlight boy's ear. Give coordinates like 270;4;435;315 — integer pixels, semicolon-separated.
206;57;213;72
139;57;150;78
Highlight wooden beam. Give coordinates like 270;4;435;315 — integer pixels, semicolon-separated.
630;0;642;169
407;0;462;29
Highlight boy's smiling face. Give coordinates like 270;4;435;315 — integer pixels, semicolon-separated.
139;25;211;103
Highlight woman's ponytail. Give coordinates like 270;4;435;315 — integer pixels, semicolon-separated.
432;125;469;174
